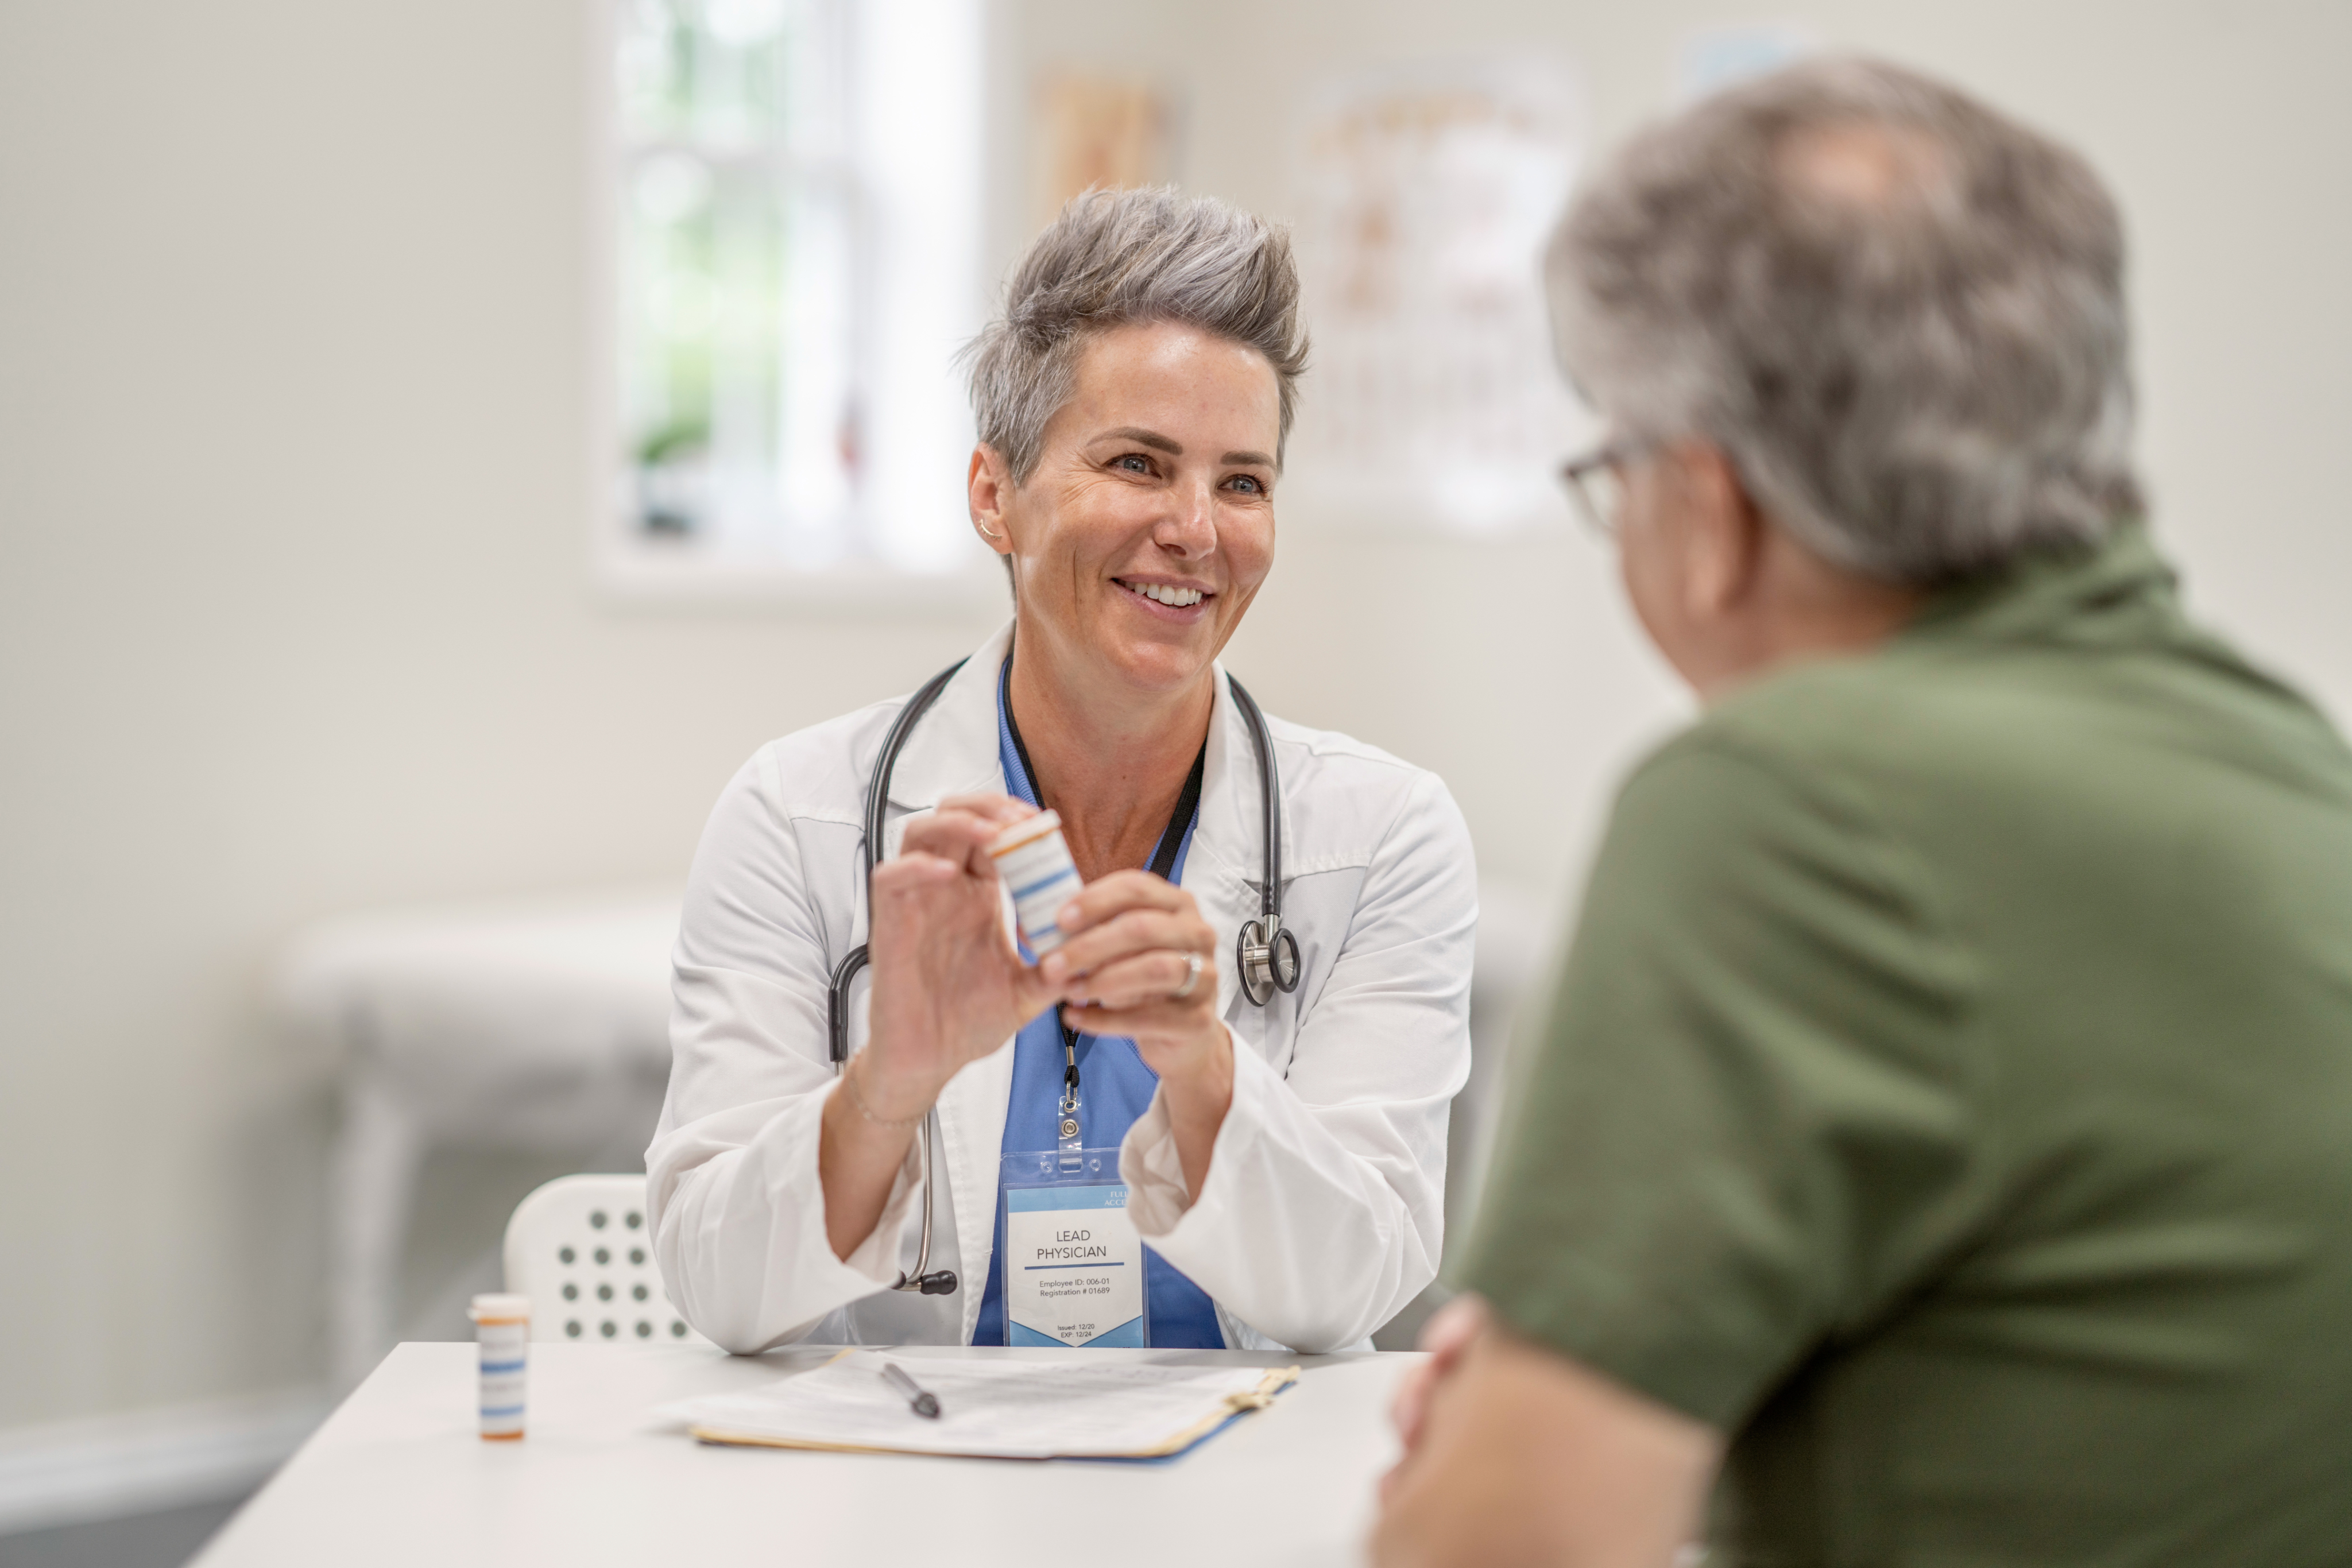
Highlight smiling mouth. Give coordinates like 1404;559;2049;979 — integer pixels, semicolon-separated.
1114;578;1211;609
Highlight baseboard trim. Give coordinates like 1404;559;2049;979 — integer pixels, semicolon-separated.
0;1388;330;1536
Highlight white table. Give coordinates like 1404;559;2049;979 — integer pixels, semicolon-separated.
195;1344;1419;1567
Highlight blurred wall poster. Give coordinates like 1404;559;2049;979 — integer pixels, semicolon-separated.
1290;60;1590;533
1032;73;1181;235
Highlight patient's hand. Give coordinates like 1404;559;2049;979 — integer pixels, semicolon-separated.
1386;1293;1490;1485
1372;1299;1720;1568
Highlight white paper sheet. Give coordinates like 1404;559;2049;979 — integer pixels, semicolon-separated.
672;1350;1297;1459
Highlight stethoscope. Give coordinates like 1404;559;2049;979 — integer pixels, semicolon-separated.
824;656;1302;1296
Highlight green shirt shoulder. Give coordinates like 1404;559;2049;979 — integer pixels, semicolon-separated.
1463;529;2352;1564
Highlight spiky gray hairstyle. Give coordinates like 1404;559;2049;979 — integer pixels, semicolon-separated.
964;187;1309;482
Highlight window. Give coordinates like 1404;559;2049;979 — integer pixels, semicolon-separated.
604;0;988;590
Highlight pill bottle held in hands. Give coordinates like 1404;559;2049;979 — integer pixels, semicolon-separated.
469;1293;530;1440
987;810;1082;958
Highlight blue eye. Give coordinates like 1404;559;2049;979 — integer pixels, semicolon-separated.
1116;454;1150;473
1229;474;1263;494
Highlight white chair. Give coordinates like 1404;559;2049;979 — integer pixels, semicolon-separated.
502;1174;710;1346
273;889;683;1385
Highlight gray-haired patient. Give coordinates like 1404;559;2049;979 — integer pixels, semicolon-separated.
1376;55;2352;1568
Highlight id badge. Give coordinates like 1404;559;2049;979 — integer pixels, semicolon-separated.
999;1148;1147;1348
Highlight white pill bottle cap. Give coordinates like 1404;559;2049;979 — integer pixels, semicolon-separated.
469;1293;531;1324
987;809;1064;858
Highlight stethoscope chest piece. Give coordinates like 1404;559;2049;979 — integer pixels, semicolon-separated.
1236;919;1301;1007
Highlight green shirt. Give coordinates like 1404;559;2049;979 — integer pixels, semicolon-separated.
1463;527;2352;1566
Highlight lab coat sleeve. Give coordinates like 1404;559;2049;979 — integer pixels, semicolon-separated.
644;748;922;1353
1123;767;1476;1352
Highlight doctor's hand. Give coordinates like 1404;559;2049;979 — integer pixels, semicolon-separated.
1045;873;1232;1196
862;793;1067;1108
821;792;1062;1264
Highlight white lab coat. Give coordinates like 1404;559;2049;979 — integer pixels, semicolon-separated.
645;622;1476;1354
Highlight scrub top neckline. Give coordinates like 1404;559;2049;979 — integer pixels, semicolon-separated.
996;652;1208;883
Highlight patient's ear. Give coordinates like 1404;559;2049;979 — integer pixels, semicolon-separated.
1675;444;1764;621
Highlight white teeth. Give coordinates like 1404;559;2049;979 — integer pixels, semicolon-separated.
1132;583;1202;607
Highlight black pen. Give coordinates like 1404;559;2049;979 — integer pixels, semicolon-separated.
879;1360;942;1419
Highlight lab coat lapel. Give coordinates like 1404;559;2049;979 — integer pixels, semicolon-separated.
933;1022;1016;1343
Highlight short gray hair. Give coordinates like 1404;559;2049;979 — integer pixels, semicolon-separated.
1549;57;2143;582
965;187;1309;483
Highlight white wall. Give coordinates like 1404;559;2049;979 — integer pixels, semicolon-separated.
0;0;1005;1430
3;0;2349;1433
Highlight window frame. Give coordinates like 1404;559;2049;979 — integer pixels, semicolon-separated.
586;0;1003;610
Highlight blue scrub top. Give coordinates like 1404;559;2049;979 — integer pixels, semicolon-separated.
971;662;1226;1349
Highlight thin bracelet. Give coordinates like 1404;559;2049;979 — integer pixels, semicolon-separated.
841;1051;926;1129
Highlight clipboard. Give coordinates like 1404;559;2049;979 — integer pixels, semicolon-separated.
675;1350;1300;1461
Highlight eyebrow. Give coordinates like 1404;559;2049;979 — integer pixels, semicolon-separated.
1097;426;1182;455
1094;427;1277;471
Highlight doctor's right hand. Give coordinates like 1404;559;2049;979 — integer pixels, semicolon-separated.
822;793;1067;1263
858;793;1065;1116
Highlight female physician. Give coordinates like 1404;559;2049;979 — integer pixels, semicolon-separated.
645;188;1476;1354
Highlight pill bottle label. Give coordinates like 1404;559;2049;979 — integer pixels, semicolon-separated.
476;1318;528;1439
989;811;1081;957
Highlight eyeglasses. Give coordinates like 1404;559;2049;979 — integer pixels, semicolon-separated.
1558;438;1651;539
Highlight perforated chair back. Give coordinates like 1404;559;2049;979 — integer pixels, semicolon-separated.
502;1174;709;1346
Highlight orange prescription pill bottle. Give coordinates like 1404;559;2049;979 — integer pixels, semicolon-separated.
987;810;1082;958
469;1293;530;1440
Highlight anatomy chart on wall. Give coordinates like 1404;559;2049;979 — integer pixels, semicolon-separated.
1288;59;1591;534
1031;73;1182;237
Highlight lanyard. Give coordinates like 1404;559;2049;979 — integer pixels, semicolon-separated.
1002;659;1206;1148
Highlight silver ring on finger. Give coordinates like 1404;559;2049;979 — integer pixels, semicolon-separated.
1171;949;1202;1000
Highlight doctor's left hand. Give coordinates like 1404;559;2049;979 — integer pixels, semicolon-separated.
1045;873;1233;1190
